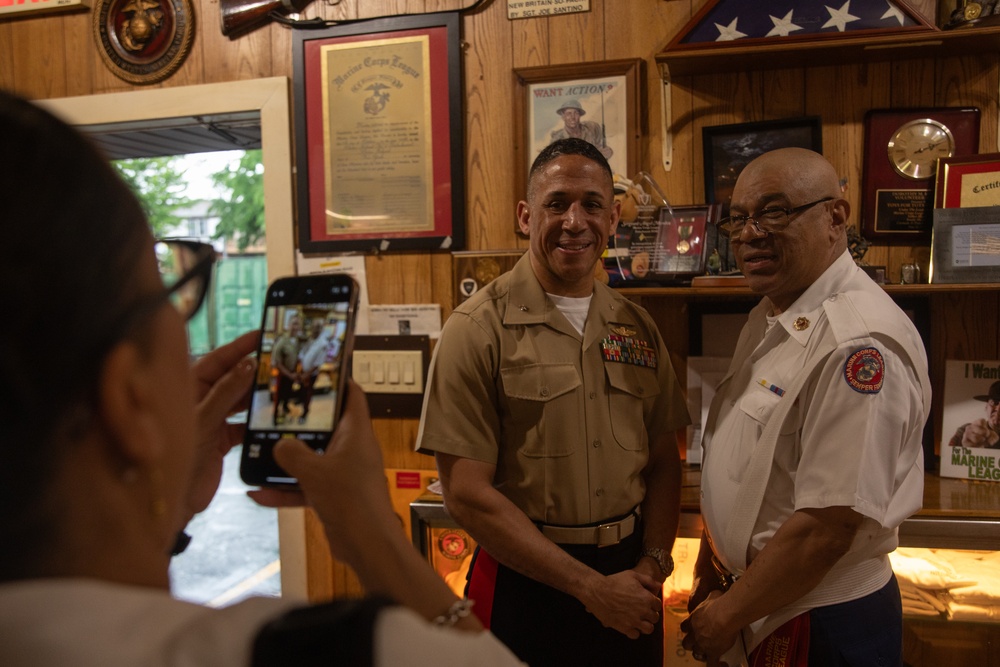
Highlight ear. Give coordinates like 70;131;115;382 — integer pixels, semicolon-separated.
608;197;621;236
97;341;165;466
516;199;531;236
831;198;850;231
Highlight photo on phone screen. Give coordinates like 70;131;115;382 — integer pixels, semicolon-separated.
240;275;358;487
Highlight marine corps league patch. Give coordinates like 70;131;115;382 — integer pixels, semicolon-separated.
844;347;884;394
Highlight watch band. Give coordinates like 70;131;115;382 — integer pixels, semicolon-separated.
639;546;674;577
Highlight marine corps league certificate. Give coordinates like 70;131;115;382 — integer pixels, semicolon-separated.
320;35;434;236
940;359;1000;481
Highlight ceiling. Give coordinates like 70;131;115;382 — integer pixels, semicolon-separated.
80;111;263;160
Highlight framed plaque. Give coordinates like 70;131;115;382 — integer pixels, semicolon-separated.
935;152;1000;208
861;107;980;241
930;207;1000;284
293;13;465;254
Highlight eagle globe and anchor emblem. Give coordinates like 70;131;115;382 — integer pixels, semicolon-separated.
364;83;391;115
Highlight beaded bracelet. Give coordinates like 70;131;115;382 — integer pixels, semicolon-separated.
432;598;474;627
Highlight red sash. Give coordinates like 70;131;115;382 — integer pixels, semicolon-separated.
748;613;810;667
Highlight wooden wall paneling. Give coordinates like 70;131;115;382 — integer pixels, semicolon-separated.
662;74;697;206
303;508;336;601
463;6;520;251
11;15;69;99
545;4;602;65
375;418;426;469
429;251;456;319
760;68;805;120
511;11;548;69
203;21;275;82
61;12;95;97
0;22;13;91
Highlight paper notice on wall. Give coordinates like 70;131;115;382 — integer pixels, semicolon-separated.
507;0;589;20
296;253;370;333
368;304;442;338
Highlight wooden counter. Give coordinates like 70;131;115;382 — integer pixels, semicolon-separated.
681;466;1000;550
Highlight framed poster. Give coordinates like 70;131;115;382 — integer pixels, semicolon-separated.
935;152;1000;208
513;59;644;204
939;359;1000;481
861;107;980;241
293;13;465;253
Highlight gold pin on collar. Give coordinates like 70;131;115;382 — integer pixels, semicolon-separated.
793;317;810;331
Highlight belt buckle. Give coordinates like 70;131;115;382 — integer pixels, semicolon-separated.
595;521;621;547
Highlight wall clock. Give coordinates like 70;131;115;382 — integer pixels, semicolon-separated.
861;108;980;242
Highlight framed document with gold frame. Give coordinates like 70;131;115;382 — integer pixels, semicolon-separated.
862;107;980;242
935;153;1000;209
294;13;464;254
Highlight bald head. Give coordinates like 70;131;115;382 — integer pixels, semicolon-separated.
738;148;841;200
729;148;851;313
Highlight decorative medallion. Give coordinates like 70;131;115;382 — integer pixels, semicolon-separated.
438;530;471;560
793;317;810;331
844;346;885;394
474;257;502;286
93;0;194;85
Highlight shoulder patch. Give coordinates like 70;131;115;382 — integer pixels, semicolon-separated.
844;346;884;394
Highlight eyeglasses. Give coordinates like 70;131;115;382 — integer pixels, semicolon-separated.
154;239;216;321
718;197;834;241
97;239;216;356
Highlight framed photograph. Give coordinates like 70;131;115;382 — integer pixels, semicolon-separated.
701;117;821;273
862;107;980;241
703;116;823;210
293;13;465;254
930;206;1000;284
935;152;1000;209
513;59;644;202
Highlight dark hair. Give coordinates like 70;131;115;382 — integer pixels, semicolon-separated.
527;137;613;199
0;89;153;576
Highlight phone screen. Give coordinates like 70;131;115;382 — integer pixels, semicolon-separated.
240;275;358;487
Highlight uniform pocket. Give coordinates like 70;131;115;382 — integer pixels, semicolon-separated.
605;363;661;451
727;386;798;482
500;363;581;458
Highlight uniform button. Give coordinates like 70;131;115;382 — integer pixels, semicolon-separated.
829;295;837;302
637;387;644;395
540;387;549;397
589;391;596;399
596;488;604;496
592;439;601;448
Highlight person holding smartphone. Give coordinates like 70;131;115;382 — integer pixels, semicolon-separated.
0;89;523;667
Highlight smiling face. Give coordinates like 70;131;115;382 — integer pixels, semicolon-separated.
517;153;619;297
729;148;848;314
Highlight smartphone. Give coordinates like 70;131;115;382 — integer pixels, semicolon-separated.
240;274;360;487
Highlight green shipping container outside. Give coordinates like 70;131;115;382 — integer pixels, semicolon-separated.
186;254;268;356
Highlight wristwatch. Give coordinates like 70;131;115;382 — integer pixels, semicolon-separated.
639;547;674;577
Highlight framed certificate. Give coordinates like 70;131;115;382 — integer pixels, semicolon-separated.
293;13;465;254
935;152;1000;208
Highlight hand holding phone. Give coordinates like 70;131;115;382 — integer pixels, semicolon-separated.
240;274;359;487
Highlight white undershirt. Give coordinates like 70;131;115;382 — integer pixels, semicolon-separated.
547;293;592;336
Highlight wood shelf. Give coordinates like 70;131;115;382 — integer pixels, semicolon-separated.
656;26;1000;77
617;282;1000;299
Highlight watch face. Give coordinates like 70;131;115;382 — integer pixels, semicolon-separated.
887;118;955;180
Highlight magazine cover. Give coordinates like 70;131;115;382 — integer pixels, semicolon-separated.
940;359;1000;481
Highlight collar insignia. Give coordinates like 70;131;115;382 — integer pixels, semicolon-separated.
793;317;810;331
